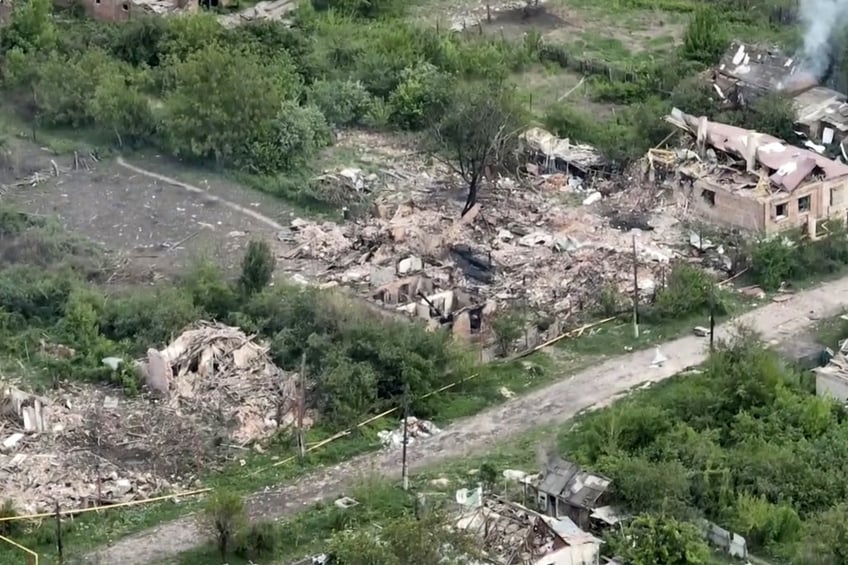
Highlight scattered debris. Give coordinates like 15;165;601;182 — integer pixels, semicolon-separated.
377;417;440;449
651;347;667;367
334;496;359;509
498;386;516;399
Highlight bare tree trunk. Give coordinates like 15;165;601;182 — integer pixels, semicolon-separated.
462;178;479;216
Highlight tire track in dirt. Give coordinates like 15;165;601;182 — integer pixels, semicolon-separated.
80;274;848;564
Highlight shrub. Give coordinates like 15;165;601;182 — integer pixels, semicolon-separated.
308;78;373;127
180;259;239;321
491;308;525;357
681;7;727;65
0;499;21;537
749;235;796;290
234;521;278;560
99;287;201;352
239;239;275;296
652;263;722;321
388;62;453;130
204;490;247;561
0;266;74;323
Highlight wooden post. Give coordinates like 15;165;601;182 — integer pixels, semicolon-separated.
55;501;63;564
297;352;306;460
401;384;410;492
632;234;639;338
709;285;716;352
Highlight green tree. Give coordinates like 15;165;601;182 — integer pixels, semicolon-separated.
750;235;797;290
33;49;120;127
239;240;275;295
160;44;302;171
681;7;727;65
608;514;710;565
388;62;453;130
314;360;378;426
204;490;247;562
1;0;57;54
90;69;156;147
429;81;525;216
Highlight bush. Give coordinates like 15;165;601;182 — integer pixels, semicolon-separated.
607;514;710;565
750;235;796;290
652;263;722;321
491;308;525;357
681;7;727;65
388;62;453;130
99;287;201;352
308;78;373;127
204;490;247;561
239;239;275;296
0;499;21;537
234;521;278;560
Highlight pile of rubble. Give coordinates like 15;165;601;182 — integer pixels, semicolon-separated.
377;417;440;449
0;322;299;514
278;156;683;336
0;382;198;514
141;321;297;444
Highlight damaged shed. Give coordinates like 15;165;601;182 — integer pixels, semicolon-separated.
663;108;848;235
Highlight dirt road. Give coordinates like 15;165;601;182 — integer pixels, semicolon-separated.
82;276;848;564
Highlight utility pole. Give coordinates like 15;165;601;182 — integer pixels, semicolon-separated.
709;284;716;352
401;383;410;492
297;352;306;460
55;501;63;565
632;234;639;338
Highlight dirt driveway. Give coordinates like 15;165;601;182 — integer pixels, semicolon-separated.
82;274;848;564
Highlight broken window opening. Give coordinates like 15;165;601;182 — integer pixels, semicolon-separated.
701;189;716;207
775;202;788;220
121;2;129;10
798;195;811;213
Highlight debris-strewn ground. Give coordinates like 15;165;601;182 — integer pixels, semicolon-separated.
0;323;297;514
280;128;700;343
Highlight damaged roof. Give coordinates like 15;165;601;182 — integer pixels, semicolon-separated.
538;456;611;509
716;41;798;95
666;108;848;192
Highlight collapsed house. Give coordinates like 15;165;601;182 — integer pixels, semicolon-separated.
456;492;602;565
0;322;297;514
139;321;298;443
713;41;848;150
662;108;848;235
280;131;683;344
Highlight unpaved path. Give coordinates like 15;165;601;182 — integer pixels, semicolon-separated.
81;276;848;564
115;157;287;232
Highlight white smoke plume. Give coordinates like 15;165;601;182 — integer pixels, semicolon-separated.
799;0;848;79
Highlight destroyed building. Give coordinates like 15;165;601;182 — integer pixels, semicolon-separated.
280;129;682;346
662;108;848;235
528;456;611;529
0;322;298;514
713;42;848;150
456;492;602;565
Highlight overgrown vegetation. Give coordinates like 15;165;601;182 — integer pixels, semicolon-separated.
563;332;848;562
748;220;848;290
